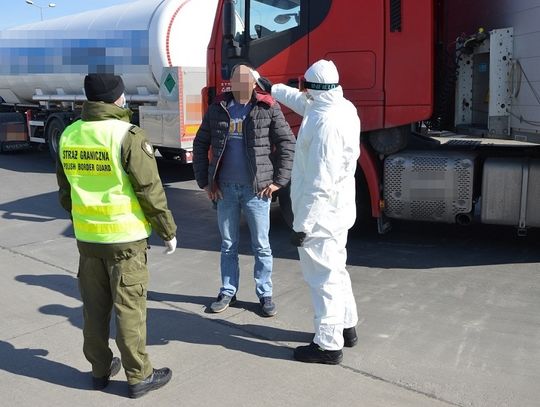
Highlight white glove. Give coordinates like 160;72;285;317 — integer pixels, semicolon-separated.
250;69;261;82
163;237;177;255
250;70;273;93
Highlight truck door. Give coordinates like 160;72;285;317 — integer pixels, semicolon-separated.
221;0;323;130
308;0;385;132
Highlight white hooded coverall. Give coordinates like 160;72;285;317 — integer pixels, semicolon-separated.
271;60;360;350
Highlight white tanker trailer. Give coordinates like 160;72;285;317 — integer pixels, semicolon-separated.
0;0;218;162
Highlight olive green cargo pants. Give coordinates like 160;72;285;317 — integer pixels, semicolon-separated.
77;248;153;385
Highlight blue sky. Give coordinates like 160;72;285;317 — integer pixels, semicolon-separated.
1;0;133;30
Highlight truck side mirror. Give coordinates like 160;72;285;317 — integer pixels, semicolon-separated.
223;0;242;58
223;0;235;40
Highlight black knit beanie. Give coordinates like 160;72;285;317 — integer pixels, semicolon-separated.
84;73;125;103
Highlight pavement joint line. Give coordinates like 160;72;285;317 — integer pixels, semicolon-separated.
1;234;74;250
4;318;73;342
1;254;463;406
1;244;299;346
0;245;76;275
13;236;75;248
340;364;463;407
150;291;465;406
0;245;463;405
4;292;462;407
155;297;462;406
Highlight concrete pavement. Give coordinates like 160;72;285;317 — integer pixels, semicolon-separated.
1;149;539;406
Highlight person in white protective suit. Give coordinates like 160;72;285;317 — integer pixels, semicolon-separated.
254;60;361;364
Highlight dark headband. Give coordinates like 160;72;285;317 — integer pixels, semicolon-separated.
303;81;338;91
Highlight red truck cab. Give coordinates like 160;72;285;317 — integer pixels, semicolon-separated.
206;0;434;132
205;0;434;225
205;1;540;234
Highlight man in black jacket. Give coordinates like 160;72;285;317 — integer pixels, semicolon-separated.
193;64;295;316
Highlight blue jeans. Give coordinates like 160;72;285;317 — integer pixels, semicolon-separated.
217;182;273;299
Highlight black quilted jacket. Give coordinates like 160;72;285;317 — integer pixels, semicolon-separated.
193;91;295;192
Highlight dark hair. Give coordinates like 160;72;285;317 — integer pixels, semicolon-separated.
230;63;255;79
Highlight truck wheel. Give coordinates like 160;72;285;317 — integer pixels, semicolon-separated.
354;168;375;230
47;118;65;161
158;149;177;160
278;184;293;229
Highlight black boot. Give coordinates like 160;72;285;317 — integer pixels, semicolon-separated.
343;327;358;348
92;356;121;390
294;342;343;365
128;367;172;399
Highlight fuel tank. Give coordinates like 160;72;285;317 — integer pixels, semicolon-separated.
0;0;217;103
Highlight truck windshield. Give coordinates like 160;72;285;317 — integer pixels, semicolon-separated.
233;0;301;42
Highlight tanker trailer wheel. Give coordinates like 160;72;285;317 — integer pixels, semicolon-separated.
158;148;177;160
46;118;65;162
277;184;293;229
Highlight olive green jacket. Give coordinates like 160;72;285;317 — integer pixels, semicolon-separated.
56;101;177;258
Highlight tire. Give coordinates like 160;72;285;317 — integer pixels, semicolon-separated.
278;184;293;229
46;118;65;162
158;148;177;160
353;167;375;231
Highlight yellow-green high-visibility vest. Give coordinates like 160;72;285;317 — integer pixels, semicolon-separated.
59;119;151;243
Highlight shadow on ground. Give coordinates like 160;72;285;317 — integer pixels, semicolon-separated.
0;340;90;390
3;150;539;269
15;274;310;363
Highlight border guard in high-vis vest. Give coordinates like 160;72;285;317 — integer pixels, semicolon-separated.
56;73;177;399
